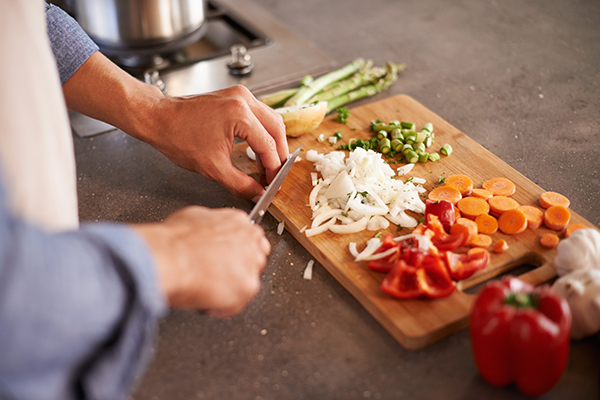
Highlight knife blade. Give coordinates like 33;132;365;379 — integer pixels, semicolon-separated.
249;145;302;224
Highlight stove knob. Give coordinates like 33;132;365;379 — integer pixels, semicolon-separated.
143;70;167;94
227;44;254;76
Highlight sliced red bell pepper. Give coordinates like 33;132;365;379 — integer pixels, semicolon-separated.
425;199;456;232
367;234;399;273
426;214;465;251
444;249;489;280
381;253;455;299
470;276;571;397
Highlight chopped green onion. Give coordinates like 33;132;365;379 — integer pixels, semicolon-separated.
377;130;388;140
441;144;453;156
429;152;441;162
405;150;419;164
419;152;429;163
391;138;403;152
334;131;343;140
422;122;433;133
400;121;416;130
379;138;391;154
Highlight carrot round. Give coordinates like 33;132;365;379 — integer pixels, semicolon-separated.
456;197;490;219
540;233;560;249
450;217;478;246
493;239;509;253
488;196;520;217
544;205;571;231
539;191;570;209
498;208;528;234
518;205;544;229
565;223;587;238
475;213;498;234
472;188;494;200
471;233;493;248
445;174;474;197
428;186;462;205
482;177;516;197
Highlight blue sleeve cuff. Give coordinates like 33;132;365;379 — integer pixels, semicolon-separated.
45;4;99;84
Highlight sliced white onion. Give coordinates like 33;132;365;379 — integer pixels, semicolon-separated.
353;238;382;261
246;146;256;161
397;163;415;175
311;208;343;229
367;215;390;231
305;218;336;237
329;217;368;234
303;260;314;280
277;220;285;235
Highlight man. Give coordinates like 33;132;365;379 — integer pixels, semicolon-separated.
0;2;288;399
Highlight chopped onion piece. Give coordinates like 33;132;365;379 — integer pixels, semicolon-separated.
360;246;397;261
311;172;319;186
397;163;415;175
277;220;285;235
303;260;314;280
305;218;336;237
329;217;368;234
411;177;426;184
349;242;359;258
354;238;382;261
246;146;256;161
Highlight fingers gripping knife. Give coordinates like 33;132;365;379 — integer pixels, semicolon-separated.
248;146;302;224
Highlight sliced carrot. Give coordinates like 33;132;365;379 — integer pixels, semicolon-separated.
455;207;461;219
544;205;571;231
456;197;490;219
472;188;494;200
498;208;528;234
539;191;570;209
540;233;560;249
493;239;509;253
482;177;516;197
450;217;478;246
471;234;493;248
488;196;520;217
428;186;462;205
475;213;498;234
518;205;544;229
565;223;587;238
445;174;474;197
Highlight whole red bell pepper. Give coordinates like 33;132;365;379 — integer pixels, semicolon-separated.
470;276;571;397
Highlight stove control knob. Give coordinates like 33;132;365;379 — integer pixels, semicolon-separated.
227;44;254;76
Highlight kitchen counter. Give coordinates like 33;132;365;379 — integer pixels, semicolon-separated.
73;0;600;398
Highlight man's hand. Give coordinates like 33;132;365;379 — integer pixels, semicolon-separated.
133;206;270;317
63;52;288;201
145;85;288;201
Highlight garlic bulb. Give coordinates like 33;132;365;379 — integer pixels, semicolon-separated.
552;268;600;339
554;228;600;276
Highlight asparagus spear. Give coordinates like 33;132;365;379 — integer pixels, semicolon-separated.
310;66;386;102
284;58;367;107
325;62;401;113
258;88;298;108
258;75;314;107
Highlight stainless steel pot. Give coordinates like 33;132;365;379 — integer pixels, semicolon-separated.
73;0;207;58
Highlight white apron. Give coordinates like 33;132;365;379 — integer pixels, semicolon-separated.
0;0;79;232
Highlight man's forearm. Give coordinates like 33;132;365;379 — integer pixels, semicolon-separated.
62;51;165;142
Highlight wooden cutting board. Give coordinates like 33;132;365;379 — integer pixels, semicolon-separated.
231;94;596;349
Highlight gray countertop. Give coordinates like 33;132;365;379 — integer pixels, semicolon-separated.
73;0;600;398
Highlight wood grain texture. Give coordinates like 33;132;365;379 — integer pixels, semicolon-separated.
231;94;596;349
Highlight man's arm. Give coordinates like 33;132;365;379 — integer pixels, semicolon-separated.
45;5;288;200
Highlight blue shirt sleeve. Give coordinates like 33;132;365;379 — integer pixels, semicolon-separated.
45;4;99;84
0;178;167;400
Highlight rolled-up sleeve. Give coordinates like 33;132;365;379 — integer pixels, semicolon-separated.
0;179;167;400
45;4;99;84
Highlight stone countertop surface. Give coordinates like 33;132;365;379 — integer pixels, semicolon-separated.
74;0;600;399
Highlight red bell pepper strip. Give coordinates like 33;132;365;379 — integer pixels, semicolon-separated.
444;249;489;280
426;214;464;251
381;253;455;299
469;276;572;397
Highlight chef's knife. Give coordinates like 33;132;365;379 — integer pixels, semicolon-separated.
249;146;302;224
